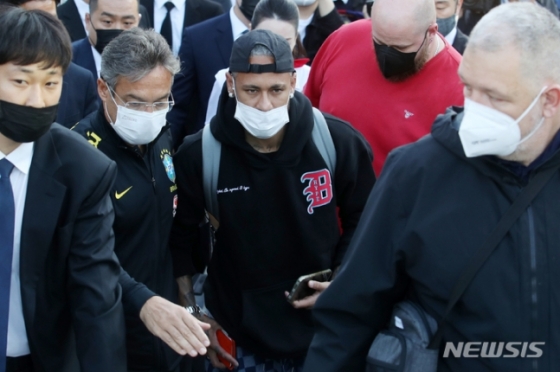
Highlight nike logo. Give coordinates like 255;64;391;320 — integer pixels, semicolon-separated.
115;186;133;200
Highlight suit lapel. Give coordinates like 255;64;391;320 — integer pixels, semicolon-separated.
216;14;234;66
19;130;66;325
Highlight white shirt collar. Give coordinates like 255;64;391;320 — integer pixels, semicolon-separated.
229;6;249;41
90;44;102;78
444;27;458;46
0;142;34;175
154;0;185;12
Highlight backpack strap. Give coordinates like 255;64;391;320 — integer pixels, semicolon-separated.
311;107;336;175
428;162;560;349
202;124;221;221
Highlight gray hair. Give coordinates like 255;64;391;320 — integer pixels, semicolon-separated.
101;28;180;88
468;3;560;88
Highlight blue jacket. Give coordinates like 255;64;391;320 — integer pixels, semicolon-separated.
72;38;97;80
57;62;98;128
168;13;233;148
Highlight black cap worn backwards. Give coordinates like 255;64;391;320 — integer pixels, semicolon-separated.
229;29;294;74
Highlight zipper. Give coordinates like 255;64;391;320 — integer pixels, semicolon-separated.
527;206;539;372
148;144;165;369
125;143;164;368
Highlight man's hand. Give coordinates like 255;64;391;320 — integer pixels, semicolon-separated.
201;315;239;370
285;280;331;309
139;296;211;357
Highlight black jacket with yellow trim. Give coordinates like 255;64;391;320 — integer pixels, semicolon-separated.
73;108;181;371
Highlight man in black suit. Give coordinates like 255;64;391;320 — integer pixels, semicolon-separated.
0;8;126;372
57;0;152;42
168;0;255;148
139;0;222;56
436;0;468;54
0;0;100;127
72;0;143;80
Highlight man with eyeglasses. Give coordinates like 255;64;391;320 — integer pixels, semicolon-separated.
73;28;211;372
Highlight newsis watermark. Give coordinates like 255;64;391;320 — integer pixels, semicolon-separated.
443;342;545;358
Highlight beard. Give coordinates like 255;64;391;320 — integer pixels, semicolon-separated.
384;40;431;83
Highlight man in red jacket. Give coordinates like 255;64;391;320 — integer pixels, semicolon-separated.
305;0;464;175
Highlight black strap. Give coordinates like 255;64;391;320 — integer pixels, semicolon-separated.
428;163;560;349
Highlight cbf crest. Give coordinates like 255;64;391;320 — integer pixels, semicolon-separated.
160;149;175;183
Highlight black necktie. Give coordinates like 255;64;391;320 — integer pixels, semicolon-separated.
160;2;175;49
0;158;15;372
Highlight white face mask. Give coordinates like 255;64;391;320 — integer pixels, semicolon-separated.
233;81;293;139
458;86;547;158
105;88;168;145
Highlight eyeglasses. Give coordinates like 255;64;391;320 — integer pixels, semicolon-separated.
108;87;174;112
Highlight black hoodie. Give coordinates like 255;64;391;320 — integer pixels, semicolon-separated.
304;106;560;372
170;90;375;358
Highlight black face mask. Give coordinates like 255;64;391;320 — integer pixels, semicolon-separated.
91;25;123;55
373;32;427;80
0;100;58;143
239;0;260;21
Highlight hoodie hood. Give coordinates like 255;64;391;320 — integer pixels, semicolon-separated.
431;106;560;184
209;84;314;169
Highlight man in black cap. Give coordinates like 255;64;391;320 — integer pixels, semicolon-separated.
170;29;376;371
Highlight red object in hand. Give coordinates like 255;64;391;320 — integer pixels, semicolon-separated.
216;329;236;370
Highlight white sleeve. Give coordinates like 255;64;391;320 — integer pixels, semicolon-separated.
205;69;228;126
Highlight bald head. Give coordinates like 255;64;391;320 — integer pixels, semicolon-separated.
372;0;436;39
467;2;560;88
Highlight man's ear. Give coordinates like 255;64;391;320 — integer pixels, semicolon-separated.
226;72;234;96
290;71;297;93
85;12;91;26
97;78;109;104
543;84;560;119
428;22;438;38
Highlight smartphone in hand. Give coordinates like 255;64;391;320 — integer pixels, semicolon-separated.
286;269;332;304
216;329;236;370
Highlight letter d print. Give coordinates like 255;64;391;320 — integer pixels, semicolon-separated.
301;169;333;214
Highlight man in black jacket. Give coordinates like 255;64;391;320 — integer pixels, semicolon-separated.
71;0;143;80
73;28;210;372
304;3;560;371
0;8;125;372
170;29;375;372
57;0;152;42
